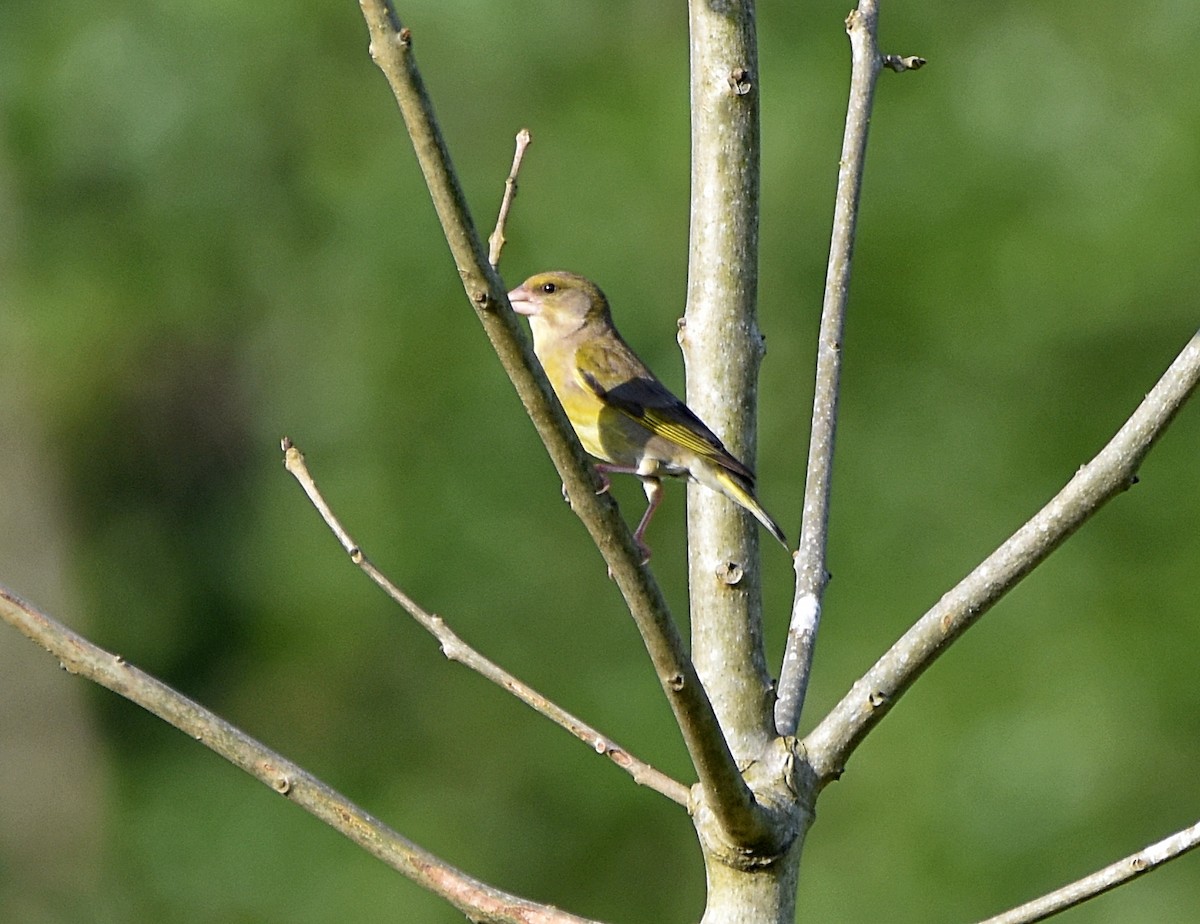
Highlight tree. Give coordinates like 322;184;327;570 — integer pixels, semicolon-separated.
2;1;1198;922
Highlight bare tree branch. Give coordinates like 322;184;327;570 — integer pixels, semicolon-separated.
356;0;765;843
804;329;1200;784
683;0;776;768
0;585;601;924
281;438;690;807
775;0;924;738
682;1;803;908
974;816;1200;924
488;128;531;268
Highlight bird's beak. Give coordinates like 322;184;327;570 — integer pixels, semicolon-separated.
507;284;536;317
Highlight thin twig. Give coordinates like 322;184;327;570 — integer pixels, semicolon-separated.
974;817;1200;924
804;330;1200;785
281;438;690;807
882;53;926;72
358;0;769;844
0;585;600;924
776;0;925;737
488;128;531;268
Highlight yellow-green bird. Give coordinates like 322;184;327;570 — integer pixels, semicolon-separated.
508;271;788;559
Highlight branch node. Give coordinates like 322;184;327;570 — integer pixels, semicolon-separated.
882;53;927;73
717;561;745;585
263;763;293;795
727;67;754;96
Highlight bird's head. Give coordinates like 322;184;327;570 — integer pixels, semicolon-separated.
508;271;612;336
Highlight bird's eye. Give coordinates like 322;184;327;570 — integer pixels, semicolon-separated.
540;282;557;294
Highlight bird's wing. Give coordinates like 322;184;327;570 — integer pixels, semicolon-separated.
575;338;754;481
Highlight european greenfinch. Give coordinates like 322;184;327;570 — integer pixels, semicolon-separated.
508;271;788;559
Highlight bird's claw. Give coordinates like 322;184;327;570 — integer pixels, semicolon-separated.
605;537;652;581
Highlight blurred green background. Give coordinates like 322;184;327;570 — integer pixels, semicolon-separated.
2;1;1198;922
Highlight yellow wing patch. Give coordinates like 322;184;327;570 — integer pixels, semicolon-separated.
576;365;753;480
639;407;725;458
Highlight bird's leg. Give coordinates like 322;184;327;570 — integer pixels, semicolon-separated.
630;477;663;564
593;462;641;496
589;463;659;565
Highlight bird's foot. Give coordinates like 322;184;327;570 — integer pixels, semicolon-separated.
605;538;651;581
632;531;652;566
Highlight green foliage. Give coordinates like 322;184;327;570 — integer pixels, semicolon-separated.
2;2;1198;922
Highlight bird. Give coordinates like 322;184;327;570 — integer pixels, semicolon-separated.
507;270;788;560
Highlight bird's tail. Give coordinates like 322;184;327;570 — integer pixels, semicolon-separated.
705;467;789;549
